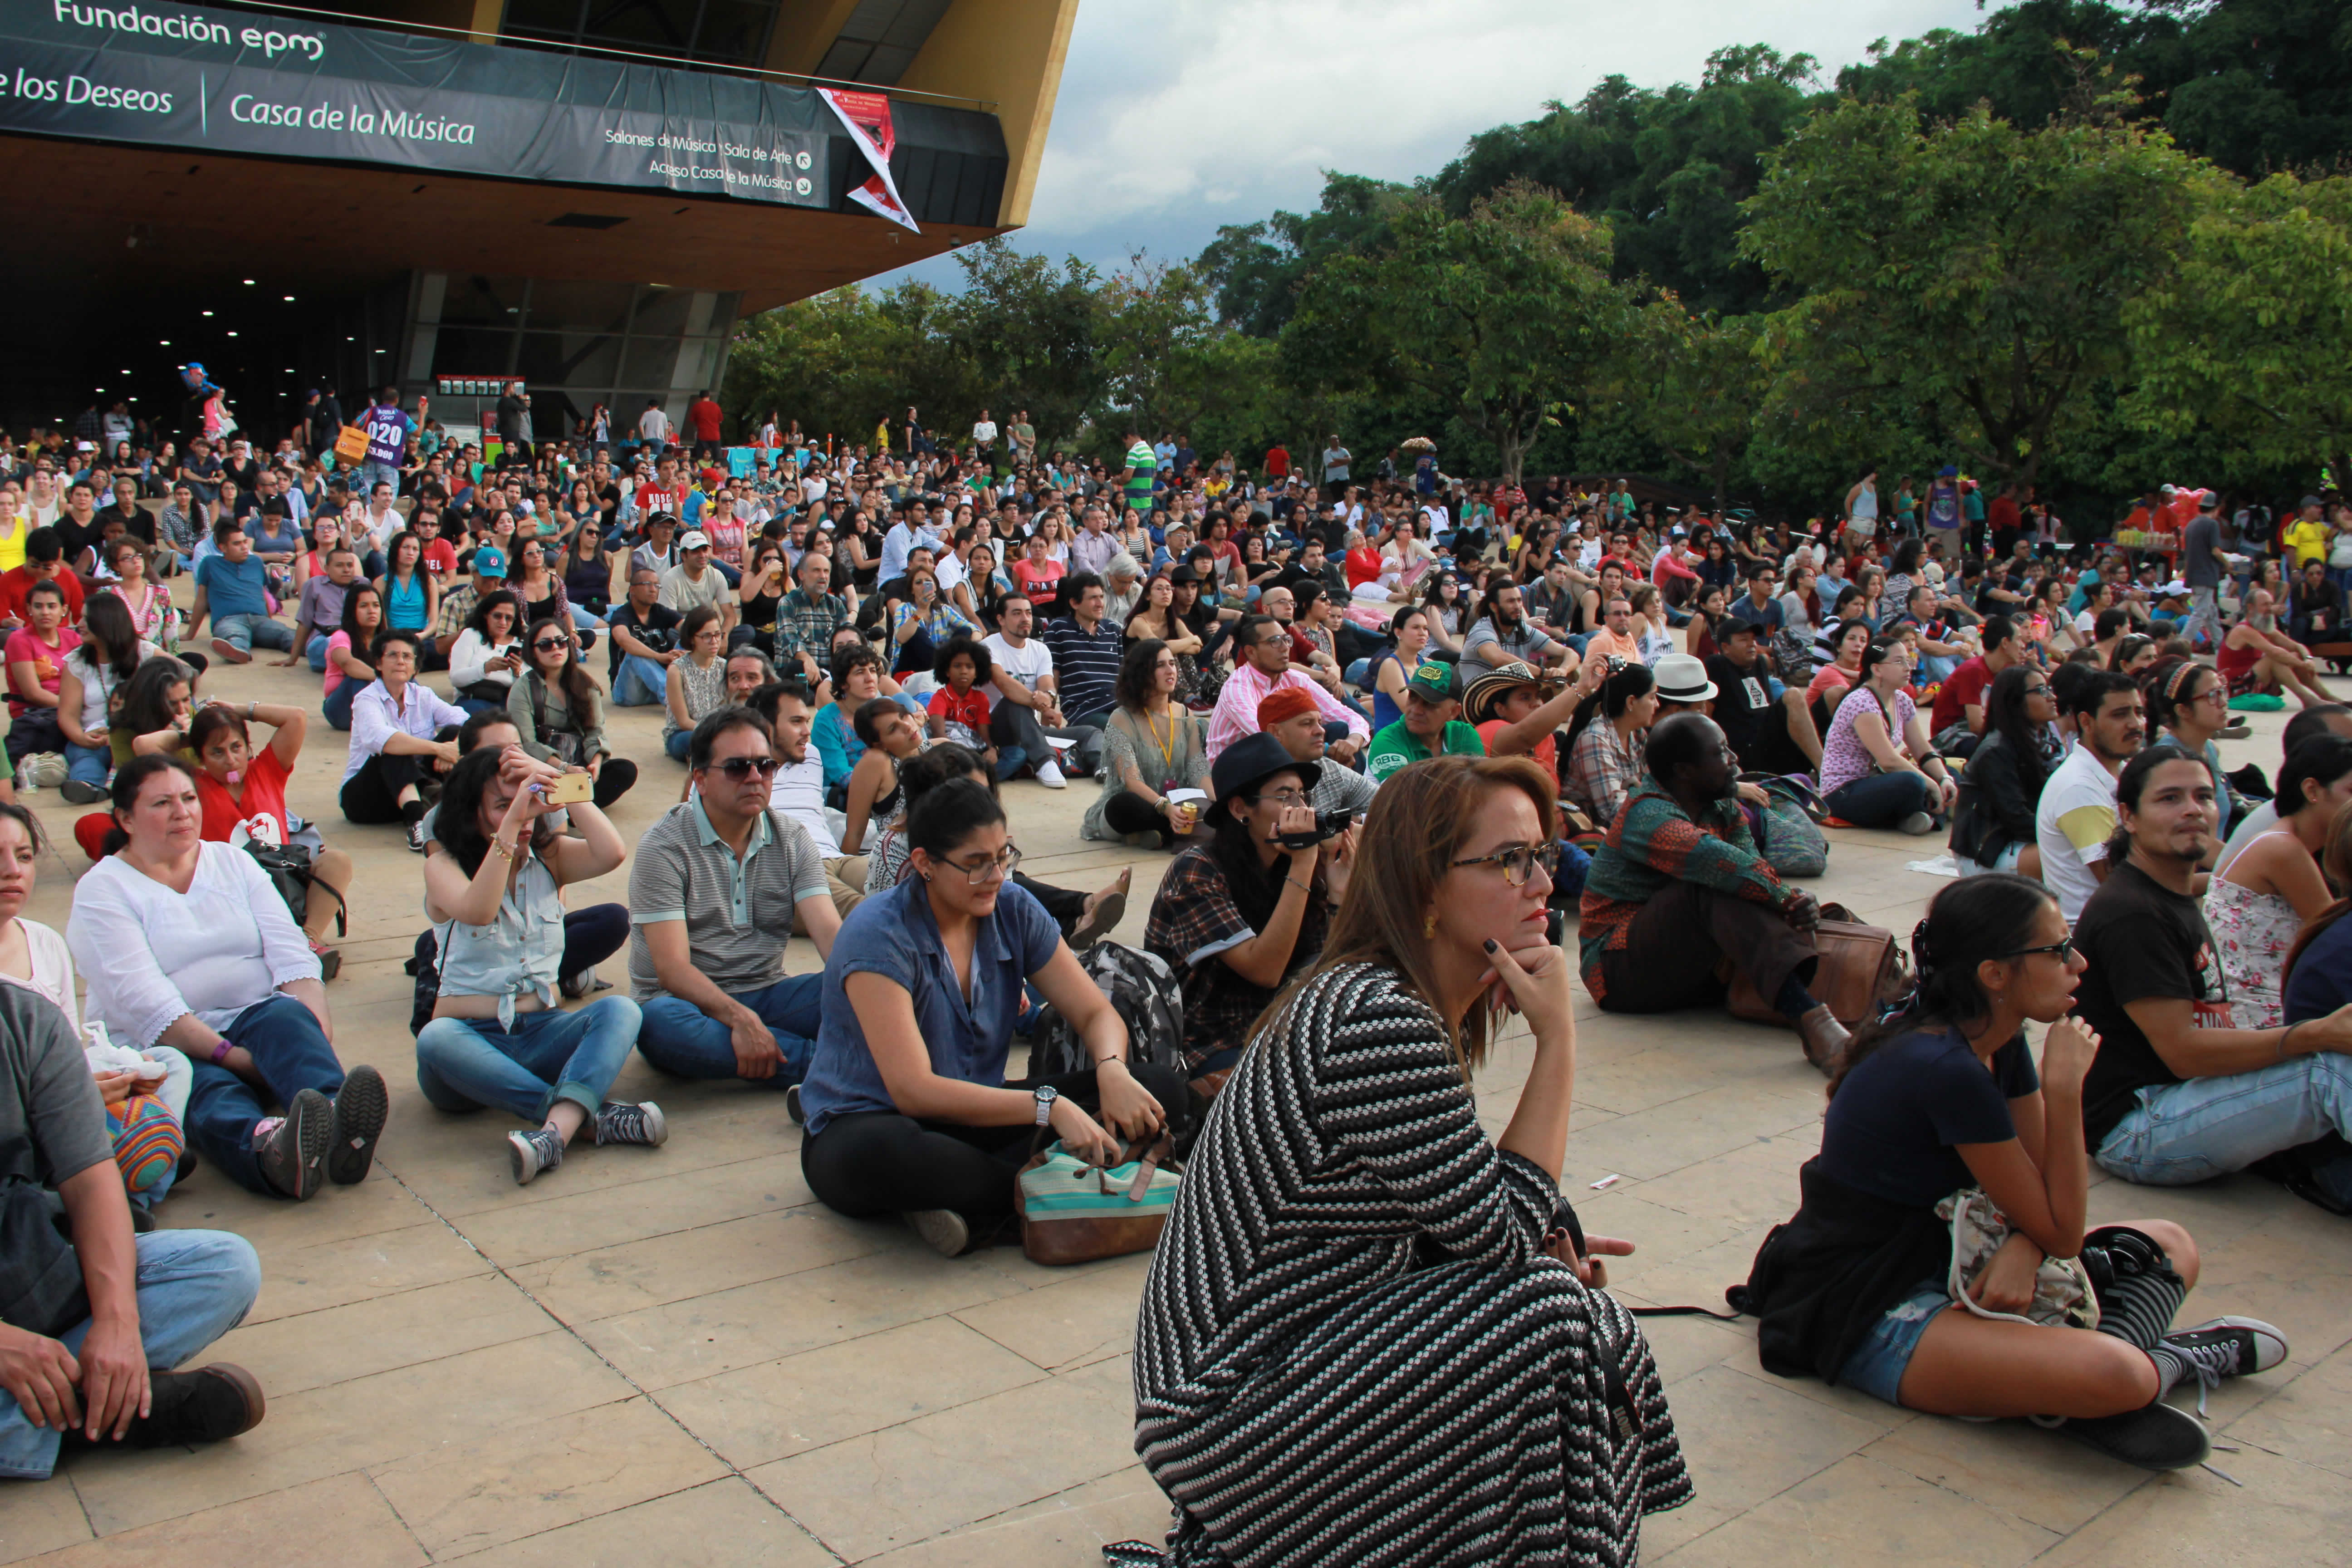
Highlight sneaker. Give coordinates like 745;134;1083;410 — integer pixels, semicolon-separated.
211;637;251;665
2161;1316;2289;1416
59;778;106;805
1034;759;1068;789
1897;810;1937;836
2216;721;2252;740
255;1089;332;1200
559;967;595;1000
508;1127;565;1185
903;1207;970;1258
2057;1400;2213;1470
593;1100;668;1147
64;1364;265;1450
326;1064;387;1185
405;819;428;854
785;1083;804;1126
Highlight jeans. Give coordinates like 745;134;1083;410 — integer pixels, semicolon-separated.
637;974;823;1085
305;632;330;673
0;1230;261;1479
415;998;645;1123
2096;1051;2352;1186
1825;771;1939;828
211;612;293;655
64;741;108;786
612;654;669;707
2180;585;2221;649
988;700;1102;778
323;680;358;731
356;459;400;499
183;994;347;1196
569;604;607;633
664;729;693;761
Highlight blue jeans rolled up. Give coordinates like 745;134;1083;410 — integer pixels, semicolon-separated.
414;997;644;1123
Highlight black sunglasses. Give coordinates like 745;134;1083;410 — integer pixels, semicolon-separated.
710;756;780;780
2004;938;2078;962
530;637;569;652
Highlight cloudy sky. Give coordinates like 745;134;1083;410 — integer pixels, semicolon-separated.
878;0;1990;289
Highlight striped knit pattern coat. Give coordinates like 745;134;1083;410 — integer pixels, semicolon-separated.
1120;962;1691;1566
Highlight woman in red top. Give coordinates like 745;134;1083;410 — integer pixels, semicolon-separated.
925;636;1014;781
1009;530;1064;602
182;699;355;979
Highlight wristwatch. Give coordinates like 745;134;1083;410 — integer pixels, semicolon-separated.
1033;1084;1058;1126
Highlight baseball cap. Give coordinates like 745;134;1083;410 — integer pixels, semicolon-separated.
679;529;710;550
473;545;508;578
1717;616;1761;642
1404;659;1457;702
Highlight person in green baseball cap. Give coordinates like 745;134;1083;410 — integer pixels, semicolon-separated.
1366;658;1486;782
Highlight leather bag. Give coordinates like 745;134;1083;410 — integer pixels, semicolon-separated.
1725;914;1901;1030
1014;1132;1180;1266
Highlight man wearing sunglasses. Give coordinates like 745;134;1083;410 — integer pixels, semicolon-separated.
1580;712;1845;1073
628;708;842;1090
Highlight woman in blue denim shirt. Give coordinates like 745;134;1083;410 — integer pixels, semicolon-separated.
797;777;1186;1257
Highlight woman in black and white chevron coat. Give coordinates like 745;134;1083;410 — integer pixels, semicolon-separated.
1113;755;1690;1568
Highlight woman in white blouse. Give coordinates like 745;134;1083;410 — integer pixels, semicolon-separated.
67;754;384;1203
448;589;527;718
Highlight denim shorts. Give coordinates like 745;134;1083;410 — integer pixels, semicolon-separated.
1838;1278;1950;1406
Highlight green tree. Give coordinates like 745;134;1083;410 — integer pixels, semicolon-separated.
1281;181;1634;485
1609;301;1766;510
1194;173;1408;337
2124;170;2352;492
941;240;1106;451
1740;92;2204;490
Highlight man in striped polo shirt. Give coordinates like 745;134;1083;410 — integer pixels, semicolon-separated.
629;709;843;1088
1121;429;1156;519
1040;573;1124;730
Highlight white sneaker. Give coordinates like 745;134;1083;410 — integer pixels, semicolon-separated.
1035;759;1067;789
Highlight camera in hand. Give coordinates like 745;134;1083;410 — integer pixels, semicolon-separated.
1275;809;1353;850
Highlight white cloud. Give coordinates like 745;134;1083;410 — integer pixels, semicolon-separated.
1021;0;1987;255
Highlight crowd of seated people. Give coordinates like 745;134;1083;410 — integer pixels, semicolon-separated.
8;406;2352;1516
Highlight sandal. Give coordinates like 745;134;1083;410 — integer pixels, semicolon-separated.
309;936;343;983
1072;867;1132;951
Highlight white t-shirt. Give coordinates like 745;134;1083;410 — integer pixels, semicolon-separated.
768;756;841;856
981;631;1053;714
972;421;998;446
2036;742;2121;925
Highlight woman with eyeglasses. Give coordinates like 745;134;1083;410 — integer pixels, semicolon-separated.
2141;657;2244;845
509;615;635;809
1118;754;1686;1566
1949;664;2059;878
797;776;1187;1257
1738;872;2259;1472
1142;732;1357;1098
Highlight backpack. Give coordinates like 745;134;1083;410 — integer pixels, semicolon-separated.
1742;775;1830;879
1024;942;1187;1080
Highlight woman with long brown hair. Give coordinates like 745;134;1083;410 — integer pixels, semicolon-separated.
1121;755;1688;1567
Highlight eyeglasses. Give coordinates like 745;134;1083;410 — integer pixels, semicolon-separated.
1249;788;1311;808
1450;841;1562;887
941;845;1022;884
710;756;780;780
2004;937;2078;963
531;637;569;652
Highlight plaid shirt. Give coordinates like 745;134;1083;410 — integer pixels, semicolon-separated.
774;588;847;669
1563;721;1646;828
432;582;480;645
1144;845;1327;1072
1578;773;1791;1001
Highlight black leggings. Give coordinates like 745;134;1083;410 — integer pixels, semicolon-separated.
801;1063;1189;1227
1103;790;1174;846
340;750;433;823
591;757;637;808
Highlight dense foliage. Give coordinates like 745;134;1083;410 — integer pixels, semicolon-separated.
725;0;2352;523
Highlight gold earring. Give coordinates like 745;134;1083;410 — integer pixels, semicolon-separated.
1423;913;1437;938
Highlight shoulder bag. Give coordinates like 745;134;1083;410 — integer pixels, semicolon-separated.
1014;1130;1181;1266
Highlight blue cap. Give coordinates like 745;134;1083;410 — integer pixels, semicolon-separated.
473;545;508;578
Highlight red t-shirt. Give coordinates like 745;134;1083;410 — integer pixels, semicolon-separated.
928;684;992;733
1477;717;1555;778
422;538;459;578
197;746;293;846
0;566;83;627
1009;558;1063;597
1264;446;1291;478
687;400;723;442
1930;655;1996;733
637;483;689;520
4;626;79;715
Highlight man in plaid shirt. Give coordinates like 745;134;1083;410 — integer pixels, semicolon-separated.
1579;713;1847;1072
773;552;849;686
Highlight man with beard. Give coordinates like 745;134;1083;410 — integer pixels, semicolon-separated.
1580;712;1846;1072
2035;671;2145;926
1460;579;1577;684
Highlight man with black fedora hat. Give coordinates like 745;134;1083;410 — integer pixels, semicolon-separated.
1142;731;1355;1097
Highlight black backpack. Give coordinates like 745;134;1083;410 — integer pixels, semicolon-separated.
1024;942;1187;1080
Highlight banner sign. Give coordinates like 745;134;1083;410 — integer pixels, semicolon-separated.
819;84;916;233
0;0;832;205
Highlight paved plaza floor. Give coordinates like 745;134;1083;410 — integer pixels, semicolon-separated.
4;657;2351;1566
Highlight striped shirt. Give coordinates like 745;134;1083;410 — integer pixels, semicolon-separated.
1123;441;1157;514
1039;612;1124;718
627;800;830;1000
